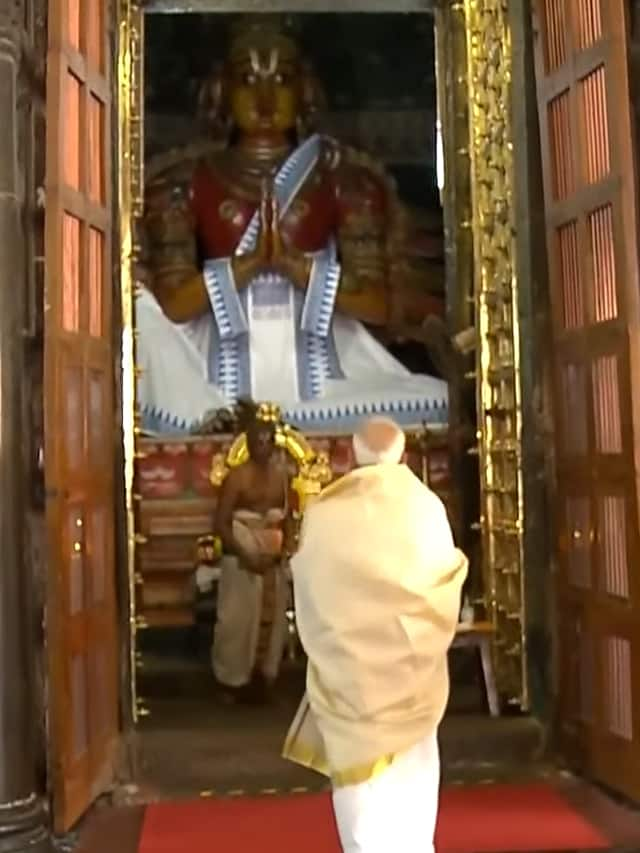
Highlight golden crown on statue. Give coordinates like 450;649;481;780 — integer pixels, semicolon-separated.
256;402;282;425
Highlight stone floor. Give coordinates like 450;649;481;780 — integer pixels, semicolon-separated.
66;640;640;853
122;648;544;799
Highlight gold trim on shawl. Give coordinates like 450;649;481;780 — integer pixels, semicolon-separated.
284;735;397;788
282;692;399;788
282;736;330;777
282;697;330;775
333;754;397;788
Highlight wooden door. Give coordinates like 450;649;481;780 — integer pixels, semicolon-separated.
533;0;640;799
45;0;119;830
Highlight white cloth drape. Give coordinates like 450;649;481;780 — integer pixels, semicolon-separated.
136;284;448;431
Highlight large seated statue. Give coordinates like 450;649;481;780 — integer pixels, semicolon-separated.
137;18;448;434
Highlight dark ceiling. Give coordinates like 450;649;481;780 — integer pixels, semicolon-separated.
144;13;436;115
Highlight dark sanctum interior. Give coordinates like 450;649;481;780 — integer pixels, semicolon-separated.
131;12;520;800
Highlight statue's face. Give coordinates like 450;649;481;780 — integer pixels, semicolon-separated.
228;45;300;136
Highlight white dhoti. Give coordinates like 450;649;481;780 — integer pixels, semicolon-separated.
331;731;440;853
212;510;288;687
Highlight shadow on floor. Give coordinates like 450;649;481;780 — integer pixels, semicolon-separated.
122;645;544;801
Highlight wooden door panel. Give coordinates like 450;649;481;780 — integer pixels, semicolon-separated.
533;0;640;799
554;356;590;458
554;599;593;770
46;0;118;831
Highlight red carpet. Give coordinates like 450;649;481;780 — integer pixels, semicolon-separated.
139;784;611;852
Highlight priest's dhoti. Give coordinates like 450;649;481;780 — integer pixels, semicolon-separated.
212;509;288;687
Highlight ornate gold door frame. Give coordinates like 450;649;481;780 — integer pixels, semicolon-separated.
118;0;145;723
436;0;527;709
463;0;527;709
117;0;528;722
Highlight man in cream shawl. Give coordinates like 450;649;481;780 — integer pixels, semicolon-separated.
283;417;468;852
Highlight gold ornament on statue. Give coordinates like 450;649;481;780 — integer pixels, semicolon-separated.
208;401;332;505
292;450;332;513
225;435;249;468
277;422;315;467
196;534;223;565
256;402;282;424
209;452;231;487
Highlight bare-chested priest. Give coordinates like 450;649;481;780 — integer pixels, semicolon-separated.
213;409;289;703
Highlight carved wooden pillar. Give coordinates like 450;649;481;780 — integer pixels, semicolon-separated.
0;2;50;850
509;0;554;717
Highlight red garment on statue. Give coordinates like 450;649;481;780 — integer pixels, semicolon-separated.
189;154;387;260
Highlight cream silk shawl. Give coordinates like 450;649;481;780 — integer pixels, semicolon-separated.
283;463;468;787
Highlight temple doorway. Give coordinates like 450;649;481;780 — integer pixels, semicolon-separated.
40;0;640;836
125;9;506;801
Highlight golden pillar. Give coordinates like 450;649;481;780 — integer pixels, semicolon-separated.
463;0;528;709
118;0;146;723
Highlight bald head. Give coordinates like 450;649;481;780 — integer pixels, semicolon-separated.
352;417;406;467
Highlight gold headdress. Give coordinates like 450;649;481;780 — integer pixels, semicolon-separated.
255;402;282;425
